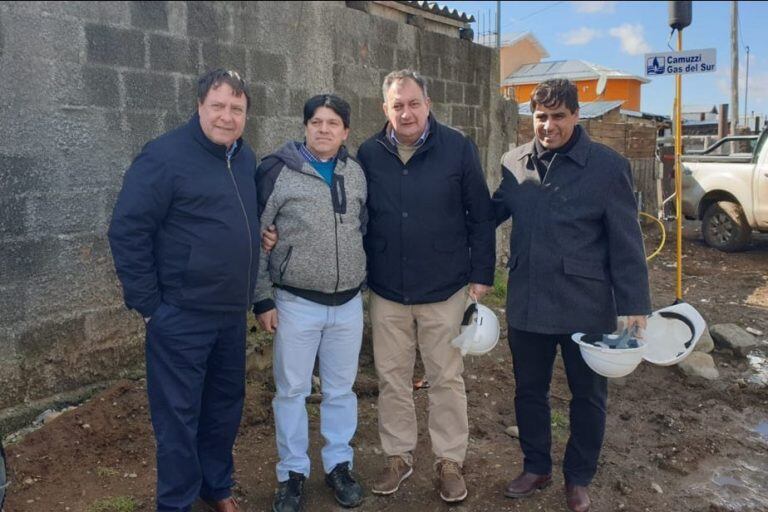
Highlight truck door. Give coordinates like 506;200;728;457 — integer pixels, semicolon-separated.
757;138;768;229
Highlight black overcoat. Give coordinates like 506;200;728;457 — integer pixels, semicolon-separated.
493;127;651;334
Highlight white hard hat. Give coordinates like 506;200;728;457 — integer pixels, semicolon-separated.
642;302;706;366
571;332;647;378
572;302;707;378
451;301;500;356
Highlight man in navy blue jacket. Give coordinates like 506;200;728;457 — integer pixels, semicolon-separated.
358;70;496;503
108;69;259;512
494;79;651;512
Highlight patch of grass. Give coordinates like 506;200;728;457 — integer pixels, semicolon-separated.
95;466;120;478
551;409;570;441
86;496;138;512
483;267;508;308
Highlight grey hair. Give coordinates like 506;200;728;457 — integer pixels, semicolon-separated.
381;69;429;101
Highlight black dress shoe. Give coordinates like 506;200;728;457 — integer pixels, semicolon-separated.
272;471;306;512
565;484;591;512
504;471;552;498
325;461;364;508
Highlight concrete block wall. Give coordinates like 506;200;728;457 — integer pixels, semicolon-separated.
0;1;514;427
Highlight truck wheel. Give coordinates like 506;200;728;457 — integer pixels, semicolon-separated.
702;201;751;252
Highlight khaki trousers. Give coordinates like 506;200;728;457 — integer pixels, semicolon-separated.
371;287;469;465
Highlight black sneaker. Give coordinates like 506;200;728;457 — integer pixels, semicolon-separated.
272;471;305;512
325;462;364;508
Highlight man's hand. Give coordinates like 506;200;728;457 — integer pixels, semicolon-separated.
261;225;277;253
256;309;278;333
625;315;647;337
468;283;492;301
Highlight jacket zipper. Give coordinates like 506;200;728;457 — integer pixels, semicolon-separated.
299;162;342;301
330;173;341;300
226;155;253;307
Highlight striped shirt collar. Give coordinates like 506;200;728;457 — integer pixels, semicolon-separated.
299;143;336;163
389;122;430;148
226;140;239;159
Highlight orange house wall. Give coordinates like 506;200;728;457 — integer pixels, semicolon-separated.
505;79;642;112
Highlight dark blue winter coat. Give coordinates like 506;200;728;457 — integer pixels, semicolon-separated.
493;126;652;334
108;113;259;317
357;116;496;305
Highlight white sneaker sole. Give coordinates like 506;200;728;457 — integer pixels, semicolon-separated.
440;488;468;503
371;466;414;495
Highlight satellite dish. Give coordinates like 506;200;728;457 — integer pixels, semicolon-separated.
596;74;608;97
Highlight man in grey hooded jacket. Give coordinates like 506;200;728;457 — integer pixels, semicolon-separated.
253;95;367;512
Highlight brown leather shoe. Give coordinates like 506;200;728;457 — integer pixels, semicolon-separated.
565;484;591;512
201;496;240;512
372;455;413;495
504;471;552;498
436;459;468;503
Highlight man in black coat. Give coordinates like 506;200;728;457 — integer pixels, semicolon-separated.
108;69;259;512
493;79;651;512
358;69;496;503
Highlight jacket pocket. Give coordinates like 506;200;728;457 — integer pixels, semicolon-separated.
562;256;607;281
506;254;519;271
279;245;294;281
183;244;226;288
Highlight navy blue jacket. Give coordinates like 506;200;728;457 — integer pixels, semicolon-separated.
108;114;259;317
357;116;496;305
493;127;652;334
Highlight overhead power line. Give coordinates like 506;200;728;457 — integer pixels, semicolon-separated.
499;1;566;31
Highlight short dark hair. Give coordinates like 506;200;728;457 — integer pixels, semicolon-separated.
303;94;351;129
530;79;579;114
197;68;251;111
381;69;429;101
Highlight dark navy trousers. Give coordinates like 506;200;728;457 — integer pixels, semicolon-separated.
145;303;246;512
508;327;607;486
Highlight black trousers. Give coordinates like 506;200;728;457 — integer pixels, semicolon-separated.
508;327;608;486
146;303;246;512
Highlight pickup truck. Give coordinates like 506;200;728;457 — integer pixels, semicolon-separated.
681;128;768;251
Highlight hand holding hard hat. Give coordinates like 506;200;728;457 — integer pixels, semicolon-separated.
572;302;706;378
451;299;500;356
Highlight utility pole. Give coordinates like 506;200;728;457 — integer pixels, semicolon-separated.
496;0;501;49
669;0;692;302
745;45;750;129
730;0;739;133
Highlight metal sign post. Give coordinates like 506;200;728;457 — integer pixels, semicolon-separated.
646;2;717;301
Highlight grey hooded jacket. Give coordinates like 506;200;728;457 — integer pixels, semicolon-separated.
253;141;367;313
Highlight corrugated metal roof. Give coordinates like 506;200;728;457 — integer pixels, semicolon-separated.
682;105;718;115
398;1;475;22
682;119;718;126
518;100;624;119
503;60;649;85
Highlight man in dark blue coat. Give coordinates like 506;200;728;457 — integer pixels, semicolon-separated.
493;79;651;512
108;69;259;512
358;69;495;503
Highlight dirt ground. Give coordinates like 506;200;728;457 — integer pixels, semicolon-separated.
4;222;768;512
